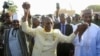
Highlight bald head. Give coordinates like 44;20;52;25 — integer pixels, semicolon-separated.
32;16;41;27
42;16;54;32
42;16;53;23
32;16;41;22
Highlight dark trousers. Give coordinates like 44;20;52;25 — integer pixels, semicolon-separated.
0;42;4;56
29;38;34;56
57;43;74;56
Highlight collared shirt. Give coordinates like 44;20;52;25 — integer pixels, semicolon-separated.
60;23;66;35
73;23;100;56
9;28;22;56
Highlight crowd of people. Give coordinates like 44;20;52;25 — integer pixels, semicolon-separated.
0;1;100;56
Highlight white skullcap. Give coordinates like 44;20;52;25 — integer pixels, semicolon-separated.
82;9;93;15
12;13;19;21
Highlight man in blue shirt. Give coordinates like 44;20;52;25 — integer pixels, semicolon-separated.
4;14;29;56
73;9;100;56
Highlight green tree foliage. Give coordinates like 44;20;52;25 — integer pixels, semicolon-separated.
8;4;17;14
7;0;17;14
87;5;100;12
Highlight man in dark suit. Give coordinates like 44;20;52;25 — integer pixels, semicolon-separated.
54;14;73;56
0;12;12;56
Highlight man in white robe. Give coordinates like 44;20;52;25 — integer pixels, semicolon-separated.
21;7;87;56
73;9;100;56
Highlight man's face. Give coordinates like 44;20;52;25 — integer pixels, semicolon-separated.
33;19;40;27
43;17;54;32
74;16;80;21
60;14;66;23
12;20;20;29
82;13;92;24
66;17;71;24
4;15;12;23
94;14;99;20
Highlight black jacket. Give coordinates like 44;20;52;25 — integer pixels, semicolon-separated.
4;28;29;56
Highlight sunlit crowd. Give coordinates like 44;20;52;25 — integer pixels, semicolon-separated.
0;2;100;56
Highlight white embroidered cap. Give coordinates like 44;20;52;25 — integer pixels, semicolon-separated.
12;13;19;21
82;9;93;15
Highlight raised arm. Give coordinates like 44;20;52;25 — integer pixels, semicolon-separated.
55;29;77;43
21;4;36;37
56;23;88;43
21;19;36;37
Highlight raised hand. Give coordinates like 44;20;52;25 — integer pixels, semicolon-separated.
22;2;30;10
22;2;30;22
78;23;88;41
74;23;88;35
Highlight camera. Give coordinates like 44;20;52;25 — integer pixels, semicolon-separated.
0;1;13;22
3;1;9;9
3;1;13;9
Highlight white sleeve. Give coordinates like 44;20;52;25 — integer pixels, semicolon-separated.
55;29;76;43
21;21;36;37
